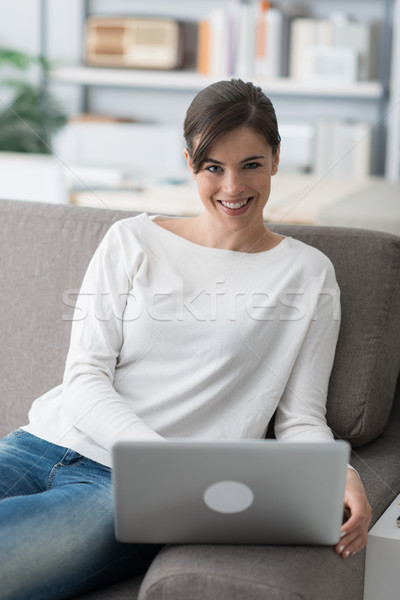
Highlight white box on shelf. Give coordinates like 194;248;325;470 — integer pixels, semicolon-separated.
363;493;400;600
306;46;358;84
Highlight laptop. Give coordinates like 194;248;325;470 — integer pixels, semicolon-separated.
112;439;350;545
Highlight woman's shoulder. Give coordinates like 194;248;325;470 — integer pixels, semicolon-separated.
287;236;333;262
103;213;158;245
110;212;147;234
285;236;337;277
94;213;158;259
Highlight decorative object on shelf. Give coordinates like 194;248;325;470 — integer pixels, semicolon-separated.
84;16;184;70
289;14;376;83
0;48;67;153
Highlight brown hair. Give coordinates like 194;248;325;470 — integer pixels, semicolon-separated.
184;79;281;173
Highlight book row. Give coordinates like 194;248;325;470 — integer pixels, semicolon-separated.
197;1;379;83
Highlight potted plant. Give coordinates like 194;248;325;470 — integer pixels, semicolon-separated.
0;48;67;153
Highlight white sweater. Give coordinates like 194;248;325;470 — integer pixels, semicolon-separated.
23;213;340;467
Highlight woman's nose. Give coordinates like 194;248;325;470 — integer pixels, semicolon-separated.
221;171;245;196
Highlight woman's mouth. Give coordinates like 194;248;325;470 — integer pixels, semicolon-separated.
218;197;253;210
217;197;254;214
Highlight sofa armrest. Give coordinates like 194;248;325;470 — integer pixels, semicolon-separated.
139;542;365;600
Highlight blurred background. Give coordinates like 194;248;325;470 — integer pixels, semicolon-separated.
0;0;399;232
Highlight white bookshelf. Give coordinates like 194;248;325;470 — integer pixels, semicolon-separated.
52;66;383;99
42;0;399;179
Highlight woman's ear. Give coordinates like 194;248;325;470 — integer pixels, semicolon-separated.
184;148;196;179
272;144;280;176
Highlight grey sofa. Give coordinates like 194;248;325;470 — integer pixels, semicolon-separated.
1;197;400;600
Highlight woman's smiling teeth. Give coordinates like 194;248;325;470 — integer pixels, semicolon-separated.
219;197;252;209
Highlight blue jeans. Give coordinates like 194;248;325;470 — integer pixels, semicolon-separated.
0;430;162;600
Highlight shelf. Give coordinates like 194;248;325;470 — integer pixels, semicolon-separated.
51;66;383;99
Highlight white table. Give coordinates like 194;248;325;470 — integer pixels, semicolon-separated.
70;173;400;236
363;494;400;600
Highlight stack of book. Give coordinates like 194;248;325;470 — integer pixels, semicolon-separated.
196;0;377;84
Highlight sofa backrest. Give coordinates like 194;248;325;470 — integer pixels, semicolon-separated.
1;199;399;445
269;221;400;447
0;200;129;436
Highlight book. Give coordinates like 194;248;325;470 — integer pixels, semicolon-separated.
254;1;283;80
214;8;231;77
331;15;372;81
314;120;371;177
235;0;256;79
196;6;232;77
196;19;211;75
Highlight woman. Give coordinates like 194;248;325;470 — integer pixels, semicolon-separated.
0;79;371;599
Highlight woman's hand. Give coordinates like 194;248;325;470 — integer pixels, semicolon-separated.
335;468;372;558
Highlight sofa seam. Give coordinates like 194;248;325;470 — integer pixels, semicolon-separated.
142;571;304;600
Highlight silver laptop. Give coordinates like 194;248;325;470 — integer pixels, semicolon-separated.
112;439;350;545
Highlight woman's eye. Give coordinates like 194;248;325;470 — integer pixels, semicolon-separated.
244;162;261;170
206;165;222;173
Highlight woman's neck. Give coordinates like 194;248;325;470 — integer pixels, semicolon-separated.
154;213;282;253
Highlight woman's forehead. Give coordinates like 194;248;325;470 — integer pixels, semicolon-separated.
205;126;271;155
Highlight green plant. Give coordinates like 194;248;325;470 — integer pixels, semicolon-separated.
0;48;67;153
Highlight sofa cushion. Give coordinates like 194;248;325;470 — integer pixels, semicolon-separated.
139;543;365;600
270;224;400;447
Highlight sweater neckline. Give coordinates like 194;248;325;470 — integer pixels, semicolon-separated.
139;213;290;259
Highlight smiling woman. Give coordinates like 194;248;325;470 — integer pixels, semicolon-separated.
184;79;281;174
0;78;371;600
179;126;281;252
156;80;283;252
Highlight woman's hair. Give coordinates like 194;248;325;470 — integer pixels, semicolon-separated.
184;79;281;173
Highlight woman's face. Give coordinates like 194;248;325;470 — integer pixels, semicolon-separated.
185;126;279;230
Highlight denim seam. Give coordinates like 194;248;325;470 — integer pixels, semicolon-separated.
47;450;71;490
9;429;29;438
60;455;86;468
47;453;87;489
1;486;34;501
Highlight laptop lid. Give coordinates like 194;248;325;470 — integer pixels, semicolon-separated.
112;439;350;545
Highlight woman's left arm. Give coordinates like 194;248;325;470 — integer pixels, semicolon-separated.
273;257;372;555
336;468;372;558
274;262;341;442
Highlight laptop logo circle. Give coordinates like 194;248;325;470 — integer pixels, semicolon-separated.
203;480;254;514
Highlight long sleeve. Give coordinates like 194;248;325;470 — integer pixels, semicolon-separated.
24;215;343;468
61;223;164;452
274;266;341;442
